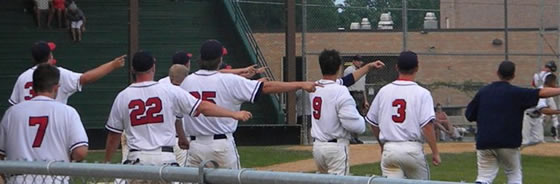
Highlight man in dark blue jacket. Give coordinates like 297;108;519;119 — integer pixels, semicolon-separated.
466;60;560;184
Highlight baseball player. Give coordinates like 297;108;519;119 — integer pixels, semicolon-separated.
309;49;384;175
9;41;126;105
366;51;440;180
0;64;89;183
103;51;252;167
181;39;318;169
532;60;556;88
522;74;560;147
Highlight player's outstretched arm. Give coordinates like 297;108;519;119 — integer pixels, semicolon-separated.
262;81;319;94
104;131;121;163
71;146;88;162
539;87;560;98
352;60;385;82
197;101;253;122
79;55;126;85
422;121;441;166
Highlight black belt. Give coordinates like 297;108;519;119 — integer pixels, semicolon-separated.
129;146;173;153
327;139;338;143
190;134;227;141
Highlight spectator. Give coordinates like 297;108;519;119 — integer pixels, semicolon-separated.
34;0;51;28
66;2;86;42
434;103;462;141
50;0;66;28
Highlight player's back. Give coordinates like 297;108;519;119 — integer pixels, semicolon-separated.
9;66;82;105
107;81;199;151
0;96;88;162
368;80;435;142
180;70;262;136
310;80;365;141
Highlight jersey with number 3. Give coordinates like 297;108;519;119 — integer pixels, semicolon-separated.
309;80;365;142
9;65;82;105
0;96;88;162
365;80;435;142
180;70;262;136
105;81;201;151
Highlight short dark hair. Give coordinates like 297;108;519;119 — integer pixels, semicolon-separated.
33;64;60;93
31;41;53;64
397;51;419;75
545;74;557;86
319;49;342;75
498;61;515;80
132;51;155;72
199;58;221;70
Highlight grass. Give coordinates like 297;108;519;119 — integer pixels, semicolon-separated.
350;153;560;184
85;146;313;168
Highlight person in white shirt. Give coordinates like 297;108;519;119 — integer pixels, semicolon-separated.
181;40;318;169
522;74;560;147
0;64;89;183
343;55;372;144
366;51;440;180
310;49;384;175
103;51;252;166
9;41;126;105
532;61;556;89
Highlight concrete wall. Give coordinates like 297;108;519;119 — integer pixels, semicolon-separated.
440;0;559;29
253;31;559;105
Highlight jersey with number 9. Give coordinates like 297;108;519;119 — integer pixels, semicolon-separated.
105;81;202;151
365;80;435;142
0;96;88;162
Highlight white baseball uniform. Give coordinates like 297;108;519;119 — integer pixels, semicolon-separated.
106;81;201;166
180;70;262;169
522;97;557;145
365;80;435;180
0;96;88;183
9;65;82;105
157;76;188;166
532;71;551;89
310;79;365;176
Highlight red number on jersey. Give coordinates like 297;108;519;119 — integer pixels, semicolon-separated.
392;99;407;123
29;116;49;148
189;91;217;104
24;82;37;100
128;97;164;126
312;97;322;120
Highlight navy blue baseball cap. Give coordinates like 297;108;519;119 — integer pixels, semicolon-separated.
31;41;56;63
397;51;418;71
132;51;155;72
200;40;227;61
172;51;192;65
352;55;363;62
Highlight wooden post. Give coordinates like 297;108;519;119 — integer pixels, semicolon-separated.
129;0;139;83
285;0;297;124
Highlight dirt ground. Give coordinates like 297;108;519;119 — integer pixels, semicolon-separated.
254;142;560;172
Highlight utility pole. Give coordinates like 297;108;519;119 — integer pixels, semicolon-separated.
504;0;509;61
285;0;297;124
129;0;139;83
402;0;408;51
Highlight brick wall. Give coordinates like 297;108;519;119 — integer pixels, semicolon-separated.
440;0;559;29
253;30;559;106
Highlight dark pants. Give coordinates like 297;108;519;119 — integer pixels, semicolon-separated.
349;91;366;142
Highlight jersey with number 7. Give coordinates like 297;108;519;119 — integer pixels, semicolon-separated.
365;80;435;142
0;96;88;161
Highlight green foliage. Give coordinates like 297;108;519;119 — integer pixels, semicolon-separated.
351;153;560;184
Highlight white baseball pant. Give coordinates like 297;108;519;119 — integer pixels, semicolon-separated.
312;139;350;176
173;137;187;167
126;150;177;166
476;148;522;184
521;114;544;145
381;141;429;180
186;134;240;169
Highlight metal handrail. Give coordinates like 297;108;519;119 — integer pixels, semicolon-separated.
230;0;276;81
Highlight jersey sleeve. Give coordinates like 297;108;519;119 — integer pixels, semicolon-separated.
8;79;21;105
58;67;83;95
171;86;202;117
519;88;540;110
339;74;356;87
228;75;263;103
365;91;380;127
66;108;88;152
105;96;124;134
465;92;480;122
337;90;366;134
419;91;436;128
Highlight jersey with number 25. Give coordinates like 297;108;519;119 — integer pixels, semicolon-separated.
365;80;435;142
0;96;88;162
105;81;201;151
